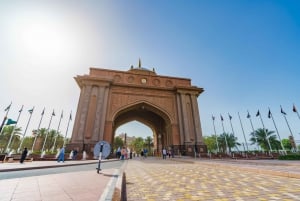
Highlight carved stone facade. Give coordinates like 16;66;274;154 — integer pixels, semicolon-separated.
67;66;206;156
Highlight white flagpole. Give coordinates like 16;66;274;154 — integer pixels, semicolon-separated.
0;102;12;135
31;108;45;152
268;108;285;154
18;107;34;153
63;111;72;147
228;114;236;136
212;115;219;153
247;110;259;151
293;104;300;120
41;110;55;157
228;113;238;152
281;105;297;151
238;112;249;152
220;115;229;154
256;110;272;153
51;110;63;153
5;105;24;153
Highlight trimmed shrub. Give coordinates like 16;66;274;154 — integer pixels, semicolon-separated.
278;154;300;160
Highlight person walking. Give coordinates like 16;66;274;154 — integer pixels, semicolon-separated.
20;147;28;164
120;147;126;160
168;150;171;158
57;147;65;162
72;148;78;160
162;148;167;159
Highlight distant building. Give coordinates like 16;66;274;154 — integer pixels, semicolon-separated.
117;133;136;146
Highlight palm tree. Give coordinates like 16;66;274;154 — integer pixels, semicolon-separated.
226;133;241;152
218;133;240;153
250;128;280;151
113;136;124;151
130;137;144;154
0;125;22;153
31;128;47;152
203;135;219;153
144;136;153;156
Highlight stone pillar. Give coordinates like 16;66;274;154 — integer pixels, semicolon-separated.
180;93;191;144
92;85;110;142
176;94;184;144
71;84;92;142
84;86;98;139
190;94;204;144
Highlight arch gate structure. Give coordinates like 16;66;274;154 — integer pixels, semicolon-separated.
67;63;207;157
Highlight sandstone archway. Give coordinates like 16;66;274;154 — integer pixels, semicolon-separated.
67;63;207;156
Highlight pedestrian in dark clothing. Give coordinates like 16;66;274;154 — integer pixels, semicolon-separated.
20;147;28;164
72;149;78;160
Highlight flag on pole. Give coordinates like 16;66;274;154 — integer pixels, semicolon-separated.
18;105;23;113
28;107;34;114
247;112;251;118
268;109;272;118
228;114;232;120
256;110;260;117
280;106;287;115
212;115;215;121
6;118;17;125
52;110;55;116
220;115;224;121
4;103;12;111
293;104;297;113
41;108;45;115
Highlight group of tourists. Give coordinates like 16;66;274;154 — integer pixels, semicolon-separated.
162;147;173;159
116;146;129;160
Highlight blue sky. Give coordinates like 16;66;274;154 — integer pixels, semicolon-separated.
0;0;299;149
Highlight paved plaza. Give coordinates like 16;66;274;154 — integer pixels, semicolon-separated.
1;158;300;201
0;160;119;201
124;158;300;201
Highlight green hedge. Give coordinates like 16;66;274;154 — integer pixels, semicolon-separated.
278;154;300;160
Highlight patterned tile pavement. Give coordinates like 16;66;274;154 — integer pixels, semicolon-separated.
124;158;300;201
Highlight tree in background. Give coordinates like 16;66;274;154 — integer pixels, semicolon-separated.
144;136;153;156
249;128;280;151
130;137;144;154
113;136;124;152
282;138;292;151
218;133;240;153
203;135;218;153
0;125;22;153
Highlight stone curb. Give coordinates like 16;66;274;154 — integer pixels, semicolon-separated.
0;159;120;172
111;160;128;201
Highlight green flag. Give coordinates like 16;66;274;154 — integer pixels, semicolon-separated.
6;118;17;125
